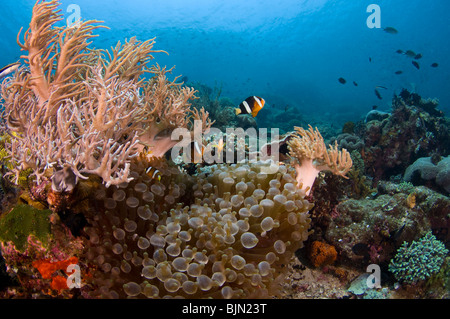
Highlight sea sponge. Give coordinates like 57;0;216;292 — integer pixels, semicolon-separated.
83;161;313;298
308;241;337;268
0;204;53;252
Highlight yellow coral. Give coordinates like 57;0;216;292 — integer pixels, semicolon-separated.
406;192;416;209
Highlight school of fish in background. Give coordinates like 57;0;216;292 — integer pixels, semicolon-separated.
336;26;440;104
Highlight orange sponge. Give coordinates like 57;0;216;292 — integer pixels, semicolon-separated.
308;241;337;268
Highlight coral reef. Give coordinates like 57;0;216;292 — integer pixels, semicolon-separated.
341;121;355;134
357;89;450;183
333;133;364;152
404;156;450;194
364;110;390;123
0;204;87;297
388;232;448;284
0;0;447;300
325;181;449;268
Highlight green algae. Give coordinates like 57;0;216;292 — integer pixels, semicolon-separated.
0;204;53;252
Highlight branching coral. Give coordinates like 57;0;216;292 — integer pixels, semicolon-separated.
287;125;353;195
388;232;448;284
0;0;211;187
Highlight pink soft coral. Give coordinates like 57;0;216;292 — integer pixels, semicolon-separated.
287;125;353;195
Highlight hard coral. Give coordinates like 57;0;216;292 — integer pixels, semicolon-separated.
388;232;448;284
83;161;313;298
404;156;450;195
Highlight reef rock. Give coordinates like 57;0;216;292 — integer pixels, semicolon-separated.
404;156;450;194
325;182;449;267
365;110;390;123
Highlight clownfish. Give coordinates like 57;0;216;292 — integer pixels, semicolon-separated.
145;166;161;181
0;61;20;79
235;96;265;117
212;138;224;160
183;141;205;164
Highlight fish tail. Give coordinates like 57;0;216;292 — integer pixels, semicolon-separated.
235;108;241;115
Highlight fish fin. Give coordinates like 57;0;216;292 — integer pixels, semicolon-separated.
235;108;241;115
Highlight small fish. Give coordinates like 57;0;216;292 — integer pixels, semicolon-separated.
372;105;378;110
394;70;403;75
235;96;265;117
404;50;416;58
414;53;422;60
374;88;382;100
383;26;398;34
431;62;439;68
145;166;162;181
212;138;224;160
389;224;406;242
353;81;358;87
183;141;205;164
338;77;346;84
0;61;20;79
412;61;420;69
369;57;372;62
352;243;369;256
284;105;289;112
395;49;404;54
376;85;388;90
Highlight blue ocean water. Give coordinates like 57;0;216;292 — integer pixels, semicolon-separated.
1;0;449;126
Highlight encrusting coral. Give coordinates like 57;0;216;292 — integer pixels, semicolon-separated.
0;0;212;188
287;125;353;195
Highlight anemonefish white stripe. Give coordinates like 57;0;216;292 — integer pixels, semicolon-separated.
253;96;263;109
146;167;160;179
242;101;252;114
194;141;202;155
